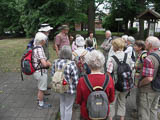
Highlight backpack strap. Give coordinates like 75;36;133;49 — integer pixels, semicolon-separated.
80;51;88;57
123;53;128;63
150;52;160;66
84;74;93;92
73;51;88;58
149;52;160;80
102;74;109;91
112;55;120;64
84;74;109;92
72;51;78;57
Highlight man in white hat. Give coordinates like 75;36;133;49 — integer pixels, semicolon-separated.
38;23;53;60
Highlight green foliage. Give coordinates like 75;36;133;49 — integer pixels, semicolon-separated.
103;0;147;32
128;27;138;35
0;0;23;36
20;0;88;37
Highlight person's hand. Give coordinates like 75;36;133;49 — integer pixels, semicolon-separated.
70;36;74;42
47;61;52;67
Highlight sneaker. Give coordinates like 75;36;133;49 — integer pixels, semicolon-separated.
44;91;51;96
38;103;52;109
131;111;138;118
37;97;48;103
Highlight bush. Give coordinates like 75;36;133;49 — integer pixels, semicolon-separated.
128;27;137;35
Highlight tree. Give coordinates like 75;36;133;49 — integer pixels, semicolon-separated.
88;0;95;34
20;0;89;37
0;0;23;36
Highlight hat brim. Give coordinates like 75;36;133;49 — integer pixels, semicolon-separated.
38;26;53;32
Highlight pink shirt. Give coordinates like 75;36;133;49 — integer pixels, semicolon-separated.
55;32;70;50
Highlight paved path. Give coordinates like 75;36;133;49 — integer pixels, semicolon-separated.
0;72;159;120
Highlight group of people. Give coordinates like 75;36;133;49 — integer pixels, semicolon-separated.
31;23;160;120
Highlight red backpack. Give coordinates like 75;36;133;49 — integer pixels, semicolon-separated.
21;46;41;80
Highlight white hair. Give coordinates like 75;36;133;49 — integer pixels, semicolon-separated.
85;50;105;70
146;36;160;48
34;32;48;45
105;30;112;36
122;35;128;41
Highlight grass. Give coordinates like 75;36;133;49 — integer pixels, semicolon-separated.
0;38;57;72
0;31;123;73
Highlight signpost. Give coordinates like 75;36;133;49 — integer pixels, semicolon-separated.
115;18;123;21
115;18;123;35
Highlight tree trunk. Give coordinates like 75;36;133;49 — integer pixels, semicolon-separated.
137;0;145;39
87;0;95;35
81;23;84;31
130;20;134;28
124;20;128;33
139;19;144;39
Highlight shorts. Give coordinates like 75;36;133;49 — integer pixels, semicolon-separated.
33;71;47;91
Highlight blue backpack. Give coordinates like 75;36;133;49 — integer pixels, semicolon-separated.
27;39;34;49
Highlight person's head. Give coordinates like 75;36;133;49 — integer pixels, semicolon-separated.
60;25;69;34
105;30;111;39
38;23;53;36
86;40;93;47
145;36;160;51
59;45;72;60
122;35;128;47
112;38;125;52
134;40;145;53
89;32;94;38
127;36;135;45
85;50;105;71
34;32;48;46
75;36;85;47
75;34;81;38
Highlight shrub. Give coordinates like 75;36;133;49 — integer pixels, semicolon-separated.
128;27;137;35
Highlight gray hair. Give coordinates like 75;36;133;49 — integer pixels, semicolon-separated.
34;32;48;45
122;35;128;41
59;45;72;60
105;30;112;36
146;36;160;48
127;36;135;44
85;50;105;70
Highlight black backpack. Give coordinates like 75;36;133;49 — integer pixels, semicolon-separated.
84;74;109;119
112;53;134;92
149;52;160;92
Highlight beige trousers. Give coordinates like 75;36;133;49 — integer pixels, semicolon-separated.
138;92;159;120
109;90;128;117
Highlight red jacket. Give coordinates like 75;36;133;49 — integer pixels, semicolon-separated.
76;74;115;120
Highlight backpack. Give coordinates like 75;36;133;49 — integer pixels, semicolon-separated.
21;46;41;80
149;52;160;92
73;51;90;76
140;51;147;63
27;39;34;49
51;60;71;93
112;53;134;92
84;74;109;119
